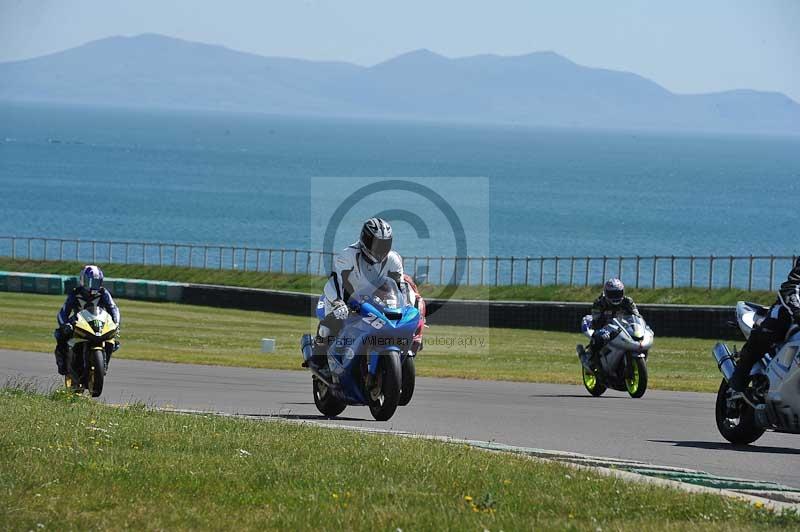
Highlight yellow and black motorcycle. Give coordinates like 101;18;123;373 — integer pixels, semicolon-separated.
63;305;118;397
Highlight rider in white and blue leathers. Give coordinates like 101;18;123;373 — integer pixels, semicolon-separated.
311;218;404;366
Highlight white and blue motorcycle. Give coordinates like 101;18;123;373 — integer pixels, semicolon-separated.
712;302;800;444
300;278;421;421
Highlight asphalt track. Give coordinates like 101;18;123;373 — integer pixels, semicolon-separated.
2;349;798;490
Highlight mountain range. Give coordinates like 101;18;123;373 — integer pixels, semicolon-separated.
1;33;798;134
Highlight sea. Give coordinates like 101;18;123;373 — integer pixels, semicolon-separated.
1;102;798;263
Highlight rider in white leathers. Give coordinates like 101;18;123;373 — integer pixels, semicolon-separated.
312;218;405;366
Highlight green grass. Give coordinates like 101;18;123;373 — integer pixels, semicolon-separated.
0;292;733;392
0;258;775;305
1;387;797;531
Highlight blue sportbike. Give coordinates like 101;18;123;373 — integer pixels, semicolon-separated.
301;278;421;421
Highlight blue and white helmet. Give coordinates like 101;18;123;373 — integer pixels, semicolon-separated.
359;218;393;263
603;278;625;305
80;265;104;294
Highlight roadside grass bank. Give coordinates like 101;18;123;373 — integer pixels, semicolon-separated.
0;258;775;306
2;387;797;531
1;292;731;392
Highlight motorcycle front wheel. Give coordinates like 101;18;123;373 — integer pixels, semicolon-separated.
369;352;402;421
625;357;648;398
715;379;765;444
88;348;105;398
582;366;606;397
312;376;346;417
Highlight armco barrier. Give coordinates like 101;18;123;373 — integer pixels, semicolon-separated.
1;271;739;339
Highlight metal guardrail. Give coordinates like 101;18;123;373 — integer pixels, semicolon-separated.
0;236;794;290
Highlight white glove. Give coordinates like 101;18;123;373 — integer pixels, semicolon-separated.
331;299;349;320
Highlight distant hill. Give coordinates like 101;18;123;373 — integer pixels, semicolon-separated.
1;33;798;134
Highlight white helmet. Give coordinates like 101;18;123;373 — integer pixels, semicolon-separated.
603;278;625;305
359;218;393;263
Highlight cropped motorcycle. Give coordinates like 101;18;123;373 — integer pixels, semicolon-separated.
63;304;118;397
576;314;653;398
300;278;421;421
712;301;800;444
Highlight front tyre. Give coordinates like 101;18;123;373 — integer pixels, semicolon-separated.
626;357;648;398
398;356;416;406
582;366;606;397
88;348;105;398
715;379;765;444
369;352;402;421
312;376;346;417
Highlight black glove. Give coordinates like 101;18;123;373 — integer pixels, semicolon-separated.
793;309;800;325
60;323;74;336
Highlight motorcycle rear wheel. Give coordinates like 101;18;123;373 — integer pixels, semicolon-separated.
369;352;402;421
582;366;606;397
715;379;765;444
398;356;416;406
312;376;346;417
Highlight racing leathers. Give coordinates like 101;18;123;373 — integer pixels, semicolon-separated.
54;287;121;375
312;243;404;365
588;295;641;370
730;257;800;392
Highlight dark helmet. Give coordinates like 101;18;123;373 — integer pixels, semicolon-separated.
359;218;393;263
80;265;104;294
603;278;625;305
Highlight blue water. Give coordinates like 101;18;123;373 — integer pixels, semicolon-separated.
1;102;798;259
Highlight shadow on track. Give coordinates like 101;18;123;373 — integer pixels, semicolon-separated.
528;394;627;399
649;440;800;455
244;413;370;422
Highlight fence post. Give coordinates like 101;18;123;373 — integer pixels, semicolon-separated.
267;250;273;272
708;255;714;289
108;242;113;264
218;247;223;270
554;257;559;286
441;257;446;286
466;257;471;286
618;256;623;281
651;256;657;288
480;257;485;285
293;250;298;273
769;255;775;290
27;238;32;260
584;257;590;287
635;256;640;288
142;243;146;264
525;257;530;285
601;256;607;283
11;237;15;260
748;255;754;291
60;239;64;261
539;257;544;286
569;257;575;287
728;256;734;289
43;239;47;261
689;256;695;287
670;255;675;288
510;257;515;285
494;257;499;286
280;250;285;273
159;245;163;266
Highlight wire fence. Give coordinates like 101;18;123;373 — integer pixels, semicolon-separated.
0;235;794;291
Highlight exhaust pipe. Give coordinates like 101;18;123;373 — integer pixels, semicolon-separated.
300;333;334;388
712;342;736;382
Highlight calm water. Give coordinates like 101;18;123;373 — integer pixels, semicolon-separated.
1;102;798;260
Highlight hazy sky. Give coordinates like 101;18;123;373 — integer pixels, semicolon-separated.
1;0;799;101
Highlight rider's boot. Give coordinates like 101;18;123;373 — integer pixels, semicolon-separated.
54;342;68;376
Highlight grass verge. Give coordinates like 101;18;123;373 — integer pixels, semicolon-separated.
1;386;797;531
0;258;775;305
1;292;732;392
